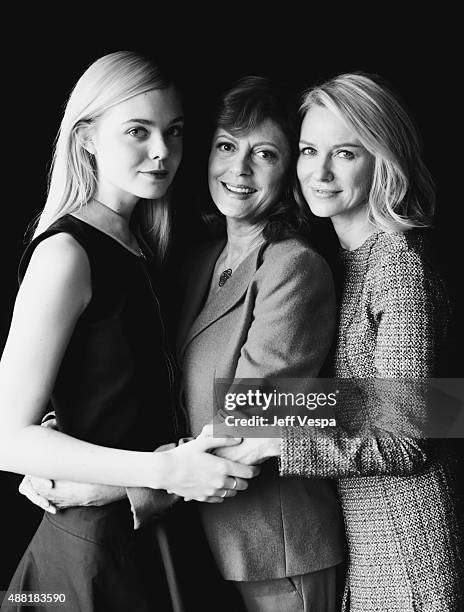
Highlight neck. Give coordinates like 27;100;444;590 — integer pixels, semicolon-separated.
213;221;265;289
92;198;132;222
73;198;141;252
331;207;376;251
225;221;265;260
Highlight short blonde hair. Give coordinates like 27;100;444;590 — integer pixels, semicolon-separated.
300;72;435;232
34;50;176;260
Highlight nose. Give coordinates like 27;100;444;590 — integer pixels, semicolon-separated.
148;132;169;162
232;153;252;176
313;156;334;182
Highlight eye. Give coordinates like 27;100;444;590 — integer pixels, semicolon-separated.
300;146;317;156
166;124;183;138
336;149;355;160
255;149;277;161
127;127;148;139
216;141;236;153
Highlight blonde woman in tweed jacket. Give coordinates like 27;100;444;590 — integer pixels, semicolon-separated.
210;73;464;611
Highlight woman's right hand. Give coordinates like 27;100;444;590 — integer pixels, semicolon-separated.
160;436;260;502
19;476;127;512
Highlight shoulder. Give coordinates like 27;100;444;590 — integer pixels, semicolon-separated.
255;237;334;300
22;232;92;310
368;230;440;284
367;231;447;308
19;215;96;280
29;232;90;274
371;230;431;269
261;237;332;275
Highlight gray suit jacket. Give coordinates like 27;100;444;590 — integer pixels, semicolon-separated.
130;237;346;581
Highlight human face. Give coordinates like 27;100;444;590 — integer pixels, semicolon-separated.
208;119;290;228
88;86;183;207
297;105;374;224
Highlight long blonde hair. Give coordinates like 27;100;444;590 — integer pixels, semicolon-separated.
33;50;175;260
300;72;435;232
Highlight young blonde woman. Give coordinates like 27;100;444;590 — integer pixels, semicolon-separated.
0;51;257;611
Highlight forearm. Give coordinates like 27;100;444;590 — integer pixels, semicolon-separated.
0;425;168;489
279;427;430;478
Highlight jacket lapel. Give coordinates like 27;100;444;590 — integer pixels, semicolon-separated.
176;240;225;357
179;243;263;359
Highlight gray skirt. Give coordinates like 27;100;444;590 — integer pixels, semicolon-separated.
1;501;171;611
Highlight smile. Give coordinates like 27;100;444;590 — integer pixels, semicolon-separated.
311;187;342;198
222;182;257;195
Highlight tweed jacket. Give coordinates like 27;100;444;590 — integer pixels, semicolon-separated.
130;236;347;581
280;231;464;611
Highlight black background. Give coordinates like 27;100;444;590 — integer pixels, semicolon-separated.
1;13;462;590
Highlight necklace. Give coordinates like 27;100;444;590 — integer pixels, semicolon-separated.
217;237;265;287
91;198;146;259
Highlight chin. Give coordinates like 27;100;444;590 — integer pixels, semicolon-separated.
137;187;170;201
214;202;246;218
307;203;333;219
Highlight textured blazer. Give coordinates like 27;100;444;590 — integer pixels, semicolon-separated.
175;236;346;581
280;232;464;610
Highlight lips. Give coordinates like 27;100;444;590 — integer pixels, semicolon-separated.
310;187;342;198
140;170;169;179
222;182;257;195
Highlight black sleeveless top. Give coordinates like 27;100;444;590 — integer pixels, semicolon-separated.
18;215;178;451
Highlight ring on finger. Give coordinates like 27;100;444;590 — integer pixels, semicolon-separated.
231;476;237;490
221;490;228;498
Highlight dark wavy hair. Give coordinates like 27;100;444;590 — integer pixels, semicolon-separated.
202;75;310;241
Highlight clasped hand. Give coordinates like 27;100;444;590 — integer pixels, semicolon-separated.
19;434;262;512
198;423;281;466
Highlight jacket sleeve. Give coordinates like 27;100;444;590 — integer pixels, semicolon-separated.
126;487;177;530
280;249;447;479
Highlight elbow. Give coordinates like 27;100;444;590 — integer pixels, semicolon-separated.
392;437;430;474
356;436;430;476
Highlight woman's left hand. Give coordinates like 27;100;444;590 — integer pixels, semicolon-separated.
199;424;281;465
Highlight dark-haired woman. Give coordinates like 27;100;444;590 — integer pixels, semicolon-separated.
161;76;345;611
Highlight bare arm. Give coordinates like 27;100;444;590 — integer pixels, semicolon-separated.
0;234;258;499
0;234;158;487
